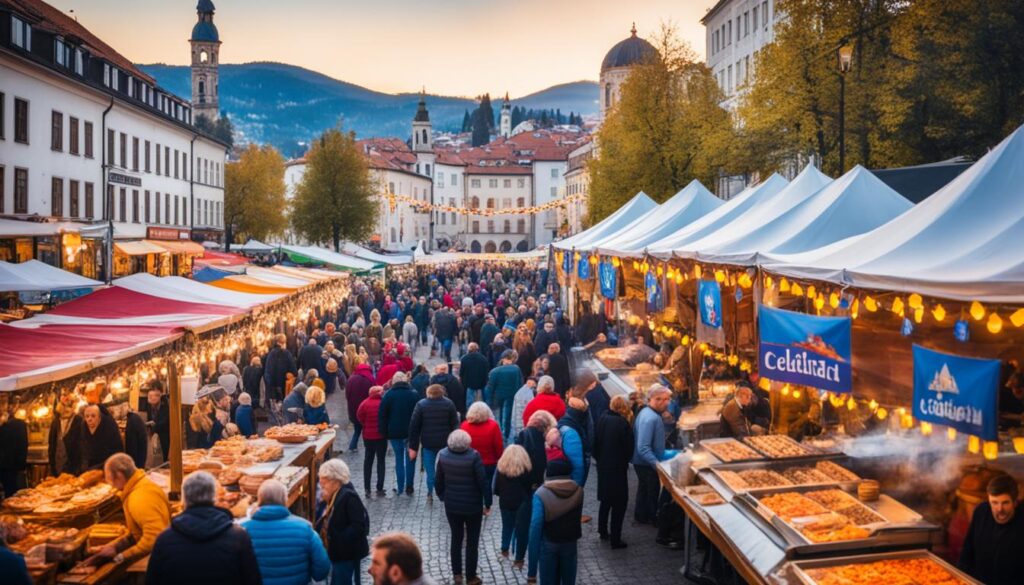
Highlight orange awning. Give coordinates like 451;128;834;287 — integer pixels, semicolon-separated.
207;276;295;295
145;239;206;255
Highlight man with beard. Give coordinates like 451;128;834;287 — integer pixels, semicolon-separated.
960;474;1024;585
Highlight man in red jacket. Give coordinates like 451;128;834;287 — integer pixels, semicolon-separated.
522;377;566;427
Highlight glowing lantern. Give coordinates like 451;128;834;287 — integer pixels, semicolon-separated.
851;299;860;319
868;399;878;411
694;265;702;278
675;273;684;285
612;257;621;268
781;384;791;396
864;296;878;312
698;343;708;352
727;354;739;366
829;292;840;309
656;265;664;277
983;441;999;461
14;409;27;420
970;301;985;321
681;335;690;346
920;422;933;436
987;313;1003;334
846;397;857;411
891;297;905;315
908;293;923;310
714;270;726;283
1011;308;1024;328
641;262;649;273
779;278;790;292
914;307;924;324
1013;437;1024;454
792;389;802;399
759;377;771;391
947;428;957;442
932;304;946;322
791;283;804;297
967;435;980;454
876;407;888;421
666;268;674;279
738;273;753;289
814;295;825;311
589;255;598;265
900;413;914;429
806;285;816;299
632;261;639;271
764;276;774;289
573;251;581;261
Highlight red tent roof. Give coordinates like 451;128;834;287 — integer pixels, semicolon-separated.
48;287;241;319
197;250;250;267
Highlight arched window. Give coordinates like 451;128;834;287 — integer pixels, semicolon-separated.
198;80;206;97
516;240;529;252
604;83;612;107
517;197;525;207
200;50;209;63
471;196;480;209
422;129;428;144
500;240;512;252
484;241;497;253
471;240;482;253
486;198;495;209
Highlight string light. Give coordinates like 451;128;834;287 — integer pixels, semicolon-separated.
932;304;946;322
779;278;790;292
791;283;803;297
806;285;816;299
829;292;840;309
920;422;933;436
987;313;1003;334
947;428;957;442
967;435;980;453
983;441;999;461
908;293;923;310
864;296;878;312
970;301;986;321
1011;308;1024;328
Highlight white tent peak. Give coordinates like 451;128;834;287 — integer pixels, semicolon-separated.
553;190;657;251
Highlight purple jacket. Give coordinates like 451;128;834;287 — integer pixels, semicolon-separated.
345;365;374;424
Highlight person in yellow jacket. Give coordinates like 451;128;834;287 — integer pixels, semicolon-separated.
97;453;171;564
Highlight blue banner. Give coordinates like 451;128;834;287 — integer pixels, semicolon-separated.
562;251;573;274
698;280;722;328
645;271;663;313
577;254;591;280
912;345;999;440
599;261;617;299
758;305;852;394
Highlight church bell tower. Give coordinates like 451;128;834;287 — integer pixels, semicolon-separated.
190;0;221;122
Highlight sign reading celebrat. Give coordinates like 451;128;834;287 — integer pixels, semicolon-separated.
758;305;852;394
912;345;999;440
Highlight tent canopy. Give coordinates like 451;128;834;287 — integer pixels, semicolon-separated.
280;245;381;272
209;275;298;294
646;173;791;258
237;239;277;253
593;181;723;256
690;165;912;265
197;250;250;267
341;242;412;265
0;260;102;292
764;124;1024;303
114;273;283;308
553;191;657;251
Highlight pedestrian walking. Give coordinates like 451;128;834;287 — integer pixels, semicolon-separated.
593;395;635;548
407;384;459;500
461;402;504;509
459;343;490;406
632;385;672;525
316;459;370;585
346;363;374;453
486;350;523;437
243;479;330;585
435;430;488;585
356;386;387;496
527;459;583;585
378;371;420;495
493;445;533;568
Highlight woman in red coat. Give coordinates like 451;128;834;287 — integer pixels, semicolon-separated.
355;386;387;496
460;401;504;508
522;382;566;427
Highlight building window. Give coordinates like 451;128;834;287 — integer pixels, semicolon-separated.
132;137;139;171
425;164;431;176
111;68;119;91
165;147;170;177
390;228;397;243
0;92;4;140
486;198;495;209
489;179;498;188
68;180;79;218
156;144;161;174
14;168;28;213
753;6;759;32
517;178;525;188
75;49;83;75
154;192;161;224
182;152;188;179
51;177;63;216
165;193;170;223
763;1;769;27
11;16;31;49
517;219;525;233
174;150;179;179
550;168;558;178
85;183;94;218
174;196;180;225
503;179;511;188
144;190;150;223
745;11;750;36
503;198;511;208
471;179;480;188
51;111;63;151
69;117;79;155
550;187;557;198
487;220;495;233
451;173;458;185
472;220;479;232
132;189;139;223
145;141;151;172
119;188;127;222
727;21;732;44
471;196;480;209
119;133;127;168
517;197;525;207
105;185;113;220
84;121;93;158
503;220;510;233
14;98;28;144
0;167;3;213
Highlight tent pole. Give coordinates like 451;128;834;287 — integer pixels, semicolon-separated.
168;360;183;501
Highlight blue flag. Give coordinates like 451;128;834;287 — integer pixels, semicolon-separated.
758;305;852;394
599;261;617;299
698;280;722;328
645;271;663;313
562;251;573;274
912;345;999;440
577;254;591;280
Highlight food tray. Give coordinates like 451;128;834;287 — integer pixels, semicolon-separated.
699;438;765;463
271;435;311;444
789;549;981;585
743;434;822;459
707;457;859;496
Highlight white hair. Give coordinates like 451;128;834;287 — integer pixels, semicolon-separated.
537;375;555;393
392;371;409;384
646;384;672;401
182;471;218;509
447;429;472;452
257;479;288;506
466;401;494;424
319;458;351;485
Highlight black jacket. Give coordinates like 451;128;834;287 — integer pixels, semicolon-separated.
533;330;558;356
0;418;28;472
124;412;149;470
459;351;490;391
547;352;572;397
436;446;488;515
47;415;83;476
430;373;467;420
242;365;263;404
408;397;459;451
960;501;1024;585
263;347;297;401
515;343;537;379
587;383;612;428
593;411;635;503
81;412;125;471
318;483;369;562
298;343;324;374
146;505;261;585
515;427;547;490
493;470;533;512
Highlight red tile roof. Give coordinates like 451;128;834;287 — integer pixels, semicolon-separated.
464;165;533;176
3;0;156;84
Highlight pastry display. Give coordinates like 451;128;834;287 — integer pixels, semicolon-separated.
702;439;762;462
816;460;861;483
697;493;725;506
743;435;816;458
780;466;835;485
218;466;244;486
758;492;828;521
805;489;886;526
2;491;51;512
265;423;324;443
32;501;77;515
803;557;971;585
800;516;872;543
69;483;115;507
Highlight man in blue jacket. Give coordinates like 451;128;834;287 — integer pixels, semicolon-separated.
486;350;524;438
527;459;583;585
632;385;676;525
460;343;490;407
379;372;421;495
242;479;330;585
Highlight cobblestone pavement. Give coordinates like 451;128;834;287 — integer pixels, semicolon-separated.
313;342;692;585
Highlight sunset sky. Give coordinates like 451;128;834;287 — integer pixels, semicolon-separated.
46;0;715;97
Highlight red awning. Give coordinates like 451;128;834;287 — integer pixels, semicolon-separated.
0;324;181;378
197;250;250;267
47;287;241;319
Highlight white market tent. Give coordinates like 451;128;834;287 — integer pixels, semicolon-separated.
279;244;381;272
0;260;103;292
763;124;1024;303
644;173;792;259
341;242;413;265
552;191;657;251
237;239;277;253
114;273;284;308
245;266;320;287
591;181;724;256
689;165;913;266
416;249;548;264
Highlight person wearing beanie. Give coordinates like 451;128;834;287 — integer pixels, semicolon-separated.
527;459;583;584
234;393;256;438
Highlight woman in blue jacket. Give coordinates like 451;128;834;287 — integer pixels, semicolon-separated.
243;479;330;585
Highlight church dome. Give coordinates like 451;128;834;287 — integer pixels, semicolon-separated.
191;21;220;42
601;25;657;72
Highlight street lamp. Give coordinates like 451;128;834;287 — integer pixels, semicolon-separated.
837;43;854;173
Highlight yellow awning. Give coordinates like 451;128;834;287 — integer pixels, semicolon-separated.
208;276;296;294
115;241;168;256
145;239;205;255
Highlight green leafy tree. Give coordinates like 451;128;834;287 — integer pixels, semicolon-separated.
223;144;287;251
588;25;734;223
291;127;378;251
461;110;472;133
471;94;495;146
195;112;235;148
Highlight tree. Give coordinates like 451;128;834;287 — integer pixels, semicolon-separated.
223;144;287;251
291;127;378;252
195;112;235;148
461;109;472;133
587;25;735;224
471;94;495;146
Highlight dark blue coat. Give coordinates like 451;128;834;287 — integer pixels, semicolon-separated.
378;382;419;440
408;397;459;451
459;351;490;391
436;446;488;515
0;543;30;585
146;505;261;585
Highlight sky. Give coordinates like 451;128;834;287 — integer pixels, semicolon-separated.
47;0;716;97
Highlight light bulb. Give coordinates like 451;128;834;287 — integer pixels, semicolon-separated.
864;296;878;312
967;435;980;453
987;313;1003;334
970;301;985;321
908;293;923;309
791;283;803;297
983;441;999;461
876;407;888;420
932;304;946;322
829;292;840;309
806;285;816;299
1011;308;1024;328
779;278;790;292
714;270;725;283
920;422;933;436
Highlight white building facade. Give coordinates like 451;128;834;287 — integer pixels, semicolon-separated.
562;140;593;235
373;166;431;253
532;159;566;247
465;168;533;253
703;0;777;111
432;158;465;251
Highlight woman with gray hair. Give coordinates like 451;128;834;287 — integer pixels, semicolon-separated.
435;430;488;585
315;459;369;584
243;480;330;585
146;471;261;585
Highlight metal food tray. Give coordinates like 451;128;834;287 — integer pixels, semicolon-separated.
735;484;936;557
699;437;766;463
788;549;981;585
742;434;825;460
707;456;859;497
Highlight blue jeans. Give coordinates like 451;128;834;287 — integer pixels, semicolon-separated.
494;394;515;437
483;465;496;508
347;420;362;451
390;439;415;492
467;388;483;409
331;560;361;585
539;540;578;585
422;448;438;495
500;501;531;560
440;338;453;361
